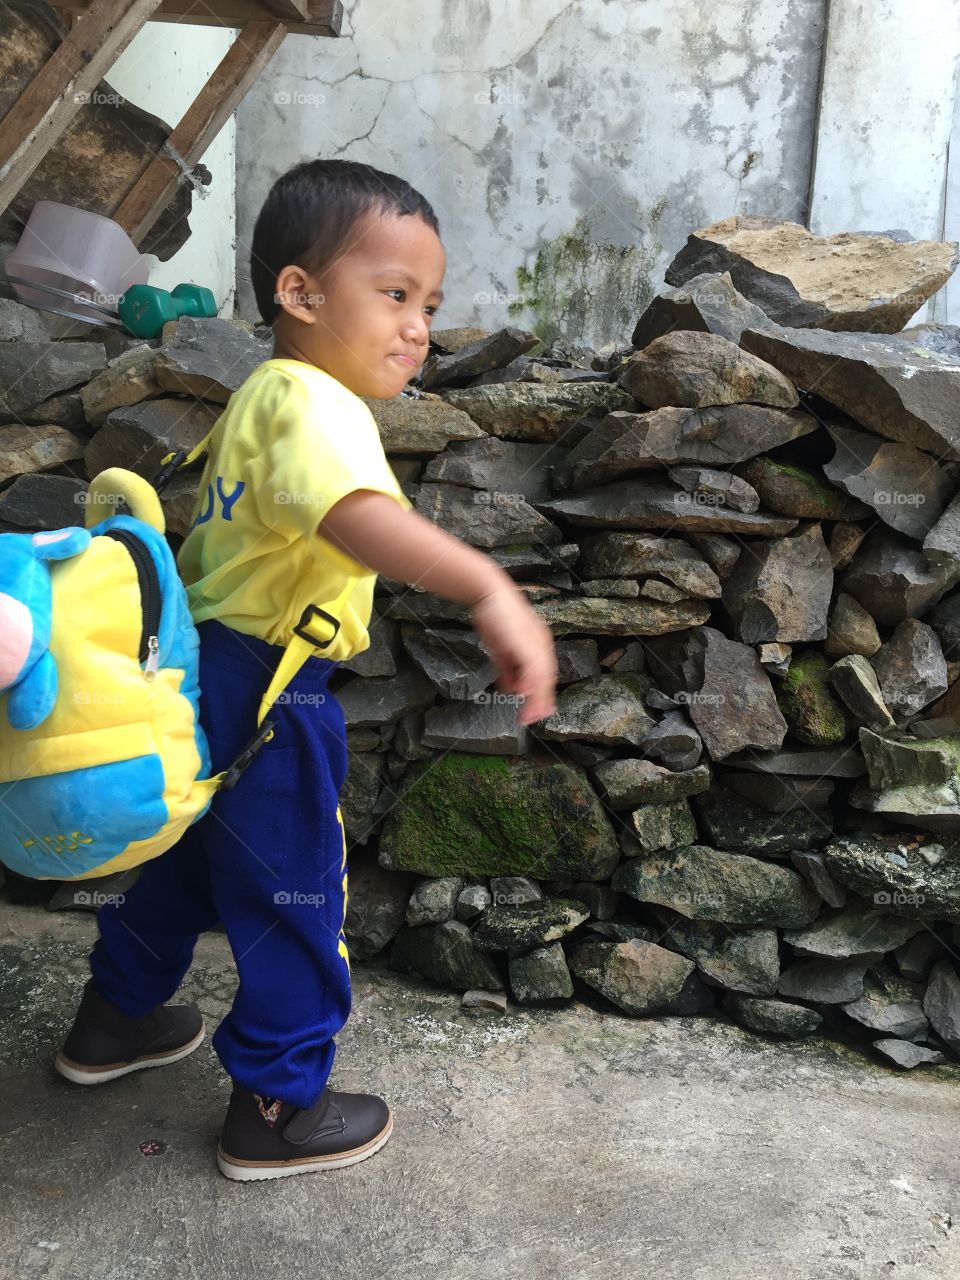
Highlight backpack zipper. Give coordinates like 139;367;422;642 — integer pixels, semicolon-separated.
103;528;162;679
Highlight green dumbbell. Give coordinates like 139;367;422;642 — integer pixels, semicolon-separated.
118;282;217;339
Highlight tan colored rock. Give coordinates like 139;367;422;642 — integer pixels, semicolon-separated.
617;330;798;410
80;345;163;426
365;393;485;452
665;216;958;332
0;424;85;484
824;592;881;658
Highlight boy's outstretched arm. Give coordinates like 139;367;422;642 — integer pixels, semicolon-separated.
316;489;558;726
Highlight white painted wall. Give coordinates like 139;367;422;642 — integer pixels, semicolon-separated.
809;0;960;326
105;22;237;316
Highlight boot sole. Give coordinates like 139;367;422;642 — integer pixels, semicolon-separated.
216;1111;394;1181
54;1025;206;1085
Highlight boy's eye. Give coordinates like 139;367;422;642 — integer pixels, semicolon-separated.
385;289;440;317
385;288;405;302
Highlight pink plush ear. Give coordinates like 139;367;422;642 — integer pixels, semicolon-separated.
0;593;32;687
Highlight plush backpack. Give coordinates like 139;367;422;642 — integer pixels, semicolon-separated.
0;445;354;882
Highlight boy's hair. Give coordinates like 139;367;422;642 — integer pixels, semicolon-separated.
250;158;441;325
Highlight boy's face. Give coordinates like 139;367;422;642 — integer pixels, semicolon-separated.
272;210;446;399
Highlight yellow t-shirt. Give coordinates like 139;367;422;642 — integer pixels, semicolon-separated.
176;358;413;661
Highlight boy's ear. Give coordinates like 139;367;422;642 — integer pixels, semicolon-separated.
273;264;322;325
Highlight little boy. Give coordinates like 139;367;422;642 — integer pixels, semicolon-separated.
55;159;558;1181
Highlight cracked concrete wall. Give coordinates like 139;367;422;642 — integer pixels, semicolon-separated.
233;0;956;348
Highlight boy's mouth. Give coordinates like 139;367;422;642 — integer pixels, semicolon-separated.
389;353;418;368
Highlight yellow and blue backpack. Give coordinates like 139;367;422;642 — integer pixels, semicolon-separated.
0;447;353;882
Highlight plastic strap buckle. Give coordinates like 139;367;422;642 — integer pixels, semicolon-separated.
151;448;189;494
293;603;341;649
220;718;276;791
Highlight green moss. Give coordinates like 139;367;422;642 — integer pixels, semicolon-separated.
509;214;660;347
777;652;847;747
378;752;619;880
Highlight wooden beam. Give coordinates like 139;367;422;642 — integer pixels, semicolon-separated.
46;0;343;36
0;0;164;215
111;19;288;247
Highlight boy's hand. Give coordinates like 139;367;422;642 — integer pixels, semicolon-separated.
470;584;558;725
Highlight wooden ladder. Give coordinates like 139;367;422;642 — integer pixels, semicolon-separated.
0;0;343;244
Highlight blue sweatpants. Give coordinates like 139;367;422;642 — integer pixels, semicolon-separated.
88;618;352;1110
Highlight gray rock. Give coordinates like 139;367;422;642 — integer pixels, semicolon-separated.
722;524;833;644
736;455;870;521
722;746;867;778
645;626;788;761
651;910;780;995
631;270;776;348
84;397;219;480
577;577;641;598
416;481;562;549
399;625;495;698
872;620;948;722
895;931;947;982
579;532;721;598
561;405;816;492
722;770;835;815
605;641;647;674
824;593;881;659
406;876;465;927
456;883;492;921
154;317;270;403
537;674;655;748
788;851;847;909
568;939;696;1015
842;976;929;1040
421;699;529;755
742;325;960;460
612;845;821;928
0;341;105;414
853;728;960;834
489;876;542;907
723;993;823;1039
420;326;539;389
593;758;711;809
366;393;486;453
556;639;601;683
873;1038;946;1069
336;667;436;728
823;423;952;540
340;616;401;678
79;343;163;426
641;711;703;770
624;799;698;853
460;989;509;1014
829;660;901;732
508;944;574;1004
571;882;620;920
923;490;960;569
758;643;792;678
390;920;504;992
539;478;799;537
617;330;798;409
666;464;760;514
829;522;867;572
533;595;711;638
473;898;590;952
784;902;922;961
777;959;867;1003
423;435;569;503
0;473;88;530
923;960;960;1054
343;851;415;960
820;832;960;924
841;526;960;627
442;381;633;442
691;787;831;856
339;752;387;844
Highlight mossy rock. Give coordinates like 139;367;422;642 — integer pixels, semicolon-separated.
378;752;619;880
776;651;847;746
473;897;590;953
738;457;869;520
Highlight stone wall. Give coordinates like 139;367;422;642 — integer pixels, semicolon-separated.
4;219;960;1071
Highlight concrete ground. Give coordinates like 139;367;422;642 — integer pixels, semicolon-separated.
1;898;960;1280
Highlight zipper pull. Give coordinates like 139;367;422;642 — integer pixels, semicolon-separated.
145;635;159;681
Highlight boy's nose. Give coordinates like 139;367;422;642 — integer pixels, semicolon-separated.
400;314;430;345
